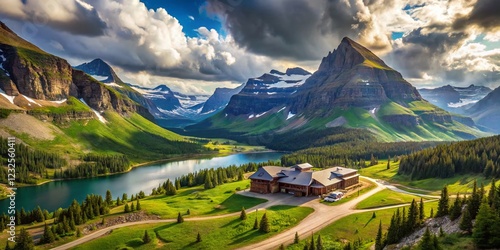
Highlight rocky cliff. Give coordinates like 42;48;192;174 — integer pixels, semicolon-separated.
291;37;422;113
0;21;154;120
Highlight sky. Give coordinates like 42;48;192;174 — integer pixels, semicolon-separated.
0;0;499;95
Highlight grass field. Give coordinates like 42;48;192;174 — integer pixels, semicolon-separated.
356;189;427;209
286;201;439;250
359;160;493;195
74;205;314;250
109;180;267;219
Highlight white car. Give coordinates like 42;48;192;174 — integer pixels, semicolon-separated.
324;197;335;202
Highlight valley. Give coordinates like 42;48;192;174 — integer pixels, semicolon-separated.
0;2;499;249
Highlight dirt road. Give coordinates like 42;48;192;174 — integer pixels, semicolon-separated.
52;177;433;250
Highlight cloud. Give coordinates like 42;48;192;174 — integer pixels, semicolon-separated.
0;0;278;85
188;15;195;21
453;0;500;31
0;0;106;36
204;0;395;60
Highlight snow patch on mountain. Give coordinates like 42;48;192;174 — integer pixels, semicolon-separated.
22;95;42;107
286;112;296;120
0;89;15;104
448;99;479;108
90;74;108;81
105;82;123;88
79;98;107;123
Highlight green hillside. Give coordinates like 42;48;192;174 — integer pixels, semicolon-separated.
5;104;204;164
188;99;487;151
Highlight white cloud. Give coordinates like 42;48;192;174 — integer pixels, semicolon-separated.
188;15;195;21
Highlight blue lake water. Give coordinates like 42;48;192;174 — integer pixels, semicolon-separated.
1;152;284;212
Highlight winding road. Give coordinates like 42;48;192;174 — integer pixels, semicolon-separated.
51;177;434;250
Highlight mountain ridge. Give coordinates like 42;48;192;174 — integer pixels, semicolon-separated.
186;37;487;148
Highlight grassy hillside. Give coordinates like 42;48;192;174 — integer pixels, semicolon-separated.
3;104;204;164
187;99;487;151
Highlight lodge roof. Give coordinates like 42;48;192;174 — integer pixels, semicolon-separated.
249;163;358;188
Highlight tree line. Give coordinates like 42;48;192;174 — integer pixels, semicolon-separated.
152;161;280;195
0;137;67;184
55;154;130;178
281;141;441;169
399;135;500;180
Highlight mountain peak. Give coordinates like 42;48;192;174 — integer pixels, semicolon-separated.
154;84;172;92
285;67;310;76
318;37;391;73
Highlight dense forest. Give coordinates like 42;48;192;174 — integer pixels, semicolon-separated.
399;135;500;180
0;137;67;184
56;154;130;179
281;141;442;168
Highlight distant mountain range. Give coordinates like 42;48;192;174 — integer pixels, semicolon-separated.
186;37;487;147
466;86;500;133
74;58;243;127
419;85;491;114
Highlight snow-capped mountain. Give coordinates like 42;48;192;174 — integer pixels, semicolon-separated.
419;85;492;113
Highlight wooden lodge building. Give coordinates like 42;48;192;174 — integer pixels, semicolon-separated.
249;163;359;196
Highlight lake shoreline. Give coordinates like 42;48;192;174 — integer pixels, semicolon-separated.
6;149;280;189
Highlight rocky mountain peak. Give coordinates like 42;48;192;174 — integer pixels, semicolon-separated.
153;85;172;92
285;67;311;76
318;37;391;74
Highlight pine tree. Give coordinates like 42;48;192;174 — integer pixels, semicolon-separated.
430;208;434;218
196;232;202;243
136;199;141;211
124;203;130;213
472;199;500;248
186;209;190;215
450;193;462;220
259;213;270;233
488;179;496;206
294;232;300;244
419;197;425;221
436;186;449;217
76;228;82;238
105;190;113;206
303;242;309;250
309;233;316;250
316;235;323;250
131;202;135;211
469;180;481;219
387;157;391;169
439;227;445;237
14;228;34;250
122;193;128;202
408;199;420;231
418;227;434;250
240;207;247;220
142;230;151;244
375;221;383;250
177;212;184;223
116;197;121;206
459;204;473;233
40;223;55;244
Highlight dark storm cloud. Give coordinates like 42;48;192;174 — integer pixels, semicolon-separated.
0;0;106;36
385;28;467;79
204;0;363;60
402;28;467;54
453;0;500;31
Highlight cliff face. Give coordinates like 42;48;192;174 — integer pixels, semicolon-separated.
291;37;421;113
0;21;154;120
0;44;76;100
72;70;154;120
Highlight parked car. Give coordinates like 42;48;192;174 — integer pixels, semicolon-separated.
324;197;335;202
328;191;344;200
